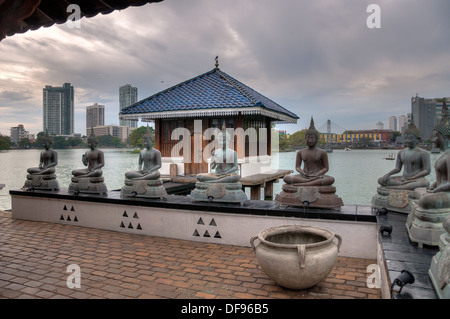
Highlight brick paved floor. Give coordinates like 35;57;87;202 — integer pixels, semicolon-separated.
0;211;380;299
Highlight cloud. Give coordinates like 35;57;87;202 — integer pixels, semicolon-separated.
0;0;450;136
0;89;33;102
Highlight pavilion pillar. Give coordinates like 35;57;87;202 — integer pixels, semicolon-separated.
267;118;271;156
235;113;244;159
155;119;161;151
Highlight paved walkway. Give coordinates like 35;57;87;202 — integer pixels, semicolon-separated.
0;211;380;299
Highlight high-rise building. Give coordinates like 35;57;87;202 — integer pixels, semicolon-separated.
376;121;384;130
119;84;138;128
398;115;407;134
410;95;450;141
86;103;105;135
389;116;397;131
43;83;74;135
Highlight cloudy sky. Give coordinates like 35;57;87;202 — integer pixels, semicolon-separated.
1;0;450;136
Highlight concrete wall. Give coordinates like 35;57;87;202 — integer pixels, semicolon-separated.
11;194;378;259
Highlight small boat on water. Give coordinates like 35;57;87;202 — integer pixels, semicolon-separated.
345;147;351;151
431;148;441;154
385;153;395;160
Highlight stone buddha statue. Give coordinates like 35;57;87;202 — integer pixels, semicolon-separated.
196;124;241;184
419;105;450;208
24;130;59;190
372;117;431;213
283;117;335;187
377;118;431;190
428;215;450;299
407;102;450;246
190;124;247;204
275;117;343;209
69;128;107;194
121;127;167;199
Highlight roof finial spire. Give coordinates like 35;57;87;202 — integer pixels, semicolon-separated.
214;56;219;69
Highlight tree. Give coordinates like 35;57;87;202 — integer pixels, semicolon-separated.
278;135;289;151
129;126;155;148
18;138;31;148
98;135;125;147
53;136;69;149
391;131;401;143
289;129;307;149
0;135;11;150
67;137;83;148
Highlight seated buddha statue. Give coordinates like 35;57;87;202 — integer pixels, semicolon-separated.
190;124;246;204
121;127;167;199
196;124;240;184
24;130;59;190
407;102;450;246
419;133;450;209
69;128;107;194
125;127;162;181
428;215;450;298
372;117;431;213
377;118;431;190
283;117;334;187
275;117;343;209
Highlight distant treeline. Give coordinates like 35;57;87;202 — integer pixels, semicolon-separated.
278;129;402;152
0;126;155;150
0;135;10;150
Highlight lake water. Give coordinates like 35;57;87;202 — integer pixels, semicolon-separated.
0;148;440;211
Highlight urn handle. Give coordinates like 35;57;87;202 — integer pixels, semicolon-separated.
250;236;259;251
297;245;306;269
334;234;343;252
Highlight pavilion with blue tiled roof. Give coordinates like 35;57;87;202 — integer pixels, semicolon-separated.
120;60;299;176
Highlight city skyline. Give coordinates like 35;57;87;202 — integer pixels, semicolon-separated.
1;0;450;136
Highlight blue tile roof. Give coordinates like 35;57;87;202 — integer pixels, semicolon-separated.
120;68;298;121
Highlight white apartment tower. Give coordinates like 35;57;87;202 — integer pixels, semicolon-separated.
389;116;397;131
398;115;407;134
10;124;29;144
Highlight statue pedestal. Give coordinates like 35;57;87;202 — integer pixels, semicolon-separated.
428;230;450;299
406;203;450;247
406;188;450;247
190;182;247;204
120;179;167;199
274;184;343;209
24;174;59;191
69;176;107;194
371;186;414;214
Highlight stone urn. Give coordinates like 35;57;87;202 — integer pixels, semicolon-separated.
250;225;342;290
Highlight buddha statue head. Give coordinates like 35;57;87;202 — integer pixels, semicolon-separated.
404;115;421;139
305;117;319;147
217;123;231;149
142;126;155;149
434;101;450;143
87;127;99;148
403;115;421;148
42;129;53;149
